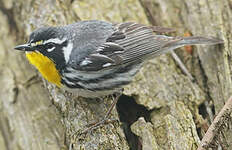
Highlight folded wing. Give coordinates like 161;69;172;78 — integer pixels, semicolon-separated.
77;22;223;71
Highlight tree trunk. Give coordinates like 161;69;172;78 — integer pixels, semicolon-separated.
0;0;231;150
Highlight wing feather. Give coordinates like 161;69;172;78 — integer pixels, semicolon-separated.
77;22;178;71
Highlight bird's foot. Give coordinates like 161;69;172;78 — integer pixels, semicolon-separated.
81;91;123;134
81;118;118;134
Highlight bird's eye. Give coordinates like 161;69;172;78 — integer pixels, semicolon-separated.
46;43;55;49
46;43;55;52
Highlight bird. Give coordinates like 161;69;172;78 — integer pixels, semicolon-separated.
14;20;223;132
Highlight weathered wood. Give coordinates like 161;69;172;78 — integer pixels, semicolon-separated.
139;0;232;149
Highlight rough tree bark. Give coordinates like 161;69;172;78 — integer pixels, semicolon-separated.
0;0;231;150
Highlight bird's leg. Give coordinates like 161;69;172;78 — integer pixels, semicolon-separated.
104;91;122;119
82;90;123;134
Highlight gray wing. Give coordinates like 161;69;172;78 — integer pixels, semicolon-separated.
76;22;181;71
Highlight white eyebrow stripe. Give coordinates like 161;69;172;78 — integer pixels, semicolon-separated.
43;38;66;44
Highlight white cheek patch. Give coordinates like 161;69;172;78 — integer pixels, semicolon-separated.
47;47;55;52
62;42;73;63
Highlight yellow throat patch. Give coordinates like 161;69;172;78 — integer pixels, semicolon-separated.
26;52;61;87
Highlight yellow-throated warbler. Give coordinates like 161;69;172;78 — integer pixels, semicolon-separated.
14;20;223;132
14;20;223;97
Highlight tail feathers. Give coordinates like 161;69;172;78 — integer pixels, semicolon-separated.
178;36;224;46
160;36;223;54
151;36;223;57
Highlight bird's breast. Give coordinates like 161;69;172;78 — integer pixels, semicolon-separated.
26;52;61;87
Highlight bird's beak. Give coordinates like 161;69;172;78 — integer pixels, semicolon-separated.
14;43;32;51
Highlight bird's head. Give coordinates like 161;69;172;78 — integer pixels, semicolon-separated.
14;27;71;69
14;27;72;87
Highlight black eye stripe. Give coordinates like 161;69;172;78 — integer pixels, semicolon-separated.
45;42;55;49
